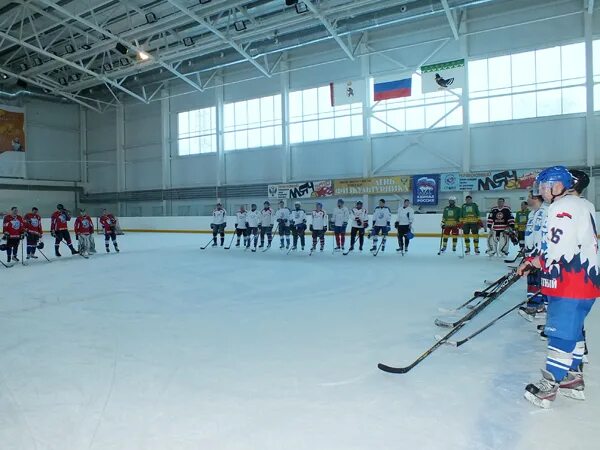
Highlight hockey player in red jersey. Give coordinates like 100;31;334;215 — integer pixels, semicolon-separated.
74;209;95;258
99;208;120;253
23;207;43;259
486;198;515;257
50;204;78;257
2;206;25;264
518;166;600;408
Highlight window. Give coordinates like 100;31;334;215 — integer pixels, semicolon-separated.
469;42;586;124
177;107;217;155
289;85;363;143
370;74;462;135
223;94;282;150
594;39;600;111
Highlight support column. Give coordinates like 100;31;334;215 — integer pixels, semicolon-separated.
116;103;125;216
281;55;291;183
215;74;226;193
160;88;172;216
584;8;596;203
361;36;371;210
79;106;88;185
460;12;471;177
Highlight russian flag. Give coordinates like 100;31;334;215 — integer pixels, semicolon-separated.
373;77;412;101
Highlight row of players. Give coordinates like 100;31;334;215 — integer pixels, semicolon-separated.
208;196;528;256
1;204;120;264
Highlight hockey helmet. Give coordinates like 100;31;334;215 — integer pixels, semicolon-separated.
294;201;301;207
448;196;457;202
316;202;323;208
37;242;44;250
406;231;414;240
337;199;344;205
264;200;270;206
57;203;64;210
0;243;6;252
569;169;590;194
356;200;363;205
32;207;39;212
534;166;573;197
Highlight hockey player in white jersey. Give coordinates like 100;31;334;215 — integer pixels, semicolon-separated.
289;201;307;251
259;201;274;249
211;202;227;247
274;200;291;249
395;198;414;254
330;199;350;251
246;204;261;251
370;198;392;253
234;206;248;248
347;200;368;253
310;202;328;253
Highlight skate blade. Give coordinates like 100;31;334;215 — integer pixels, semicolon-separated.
559;388;585;401
524;391;553;409
518;310;535;322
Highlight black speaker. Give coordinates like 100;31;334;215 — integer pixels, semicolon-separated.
16;79;27;88
115;42;128;55
286;0;298;5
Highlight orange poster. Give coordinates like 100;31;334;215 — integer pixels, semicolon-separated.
0;106;25;152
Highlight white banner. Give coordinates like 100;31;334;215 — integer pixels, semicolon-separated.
330;79;365;106
268;180;333;199
420;59;465;93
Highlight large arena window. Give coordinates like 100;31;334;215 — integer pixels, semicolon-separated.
594;39;600;111
223;94;282;150
370;75;462;135
469;42;586;124
177;107;217;155
289;85;363;144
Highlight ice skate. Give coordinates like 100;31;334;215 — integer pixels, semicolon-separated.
524;369;558;408
559;371;585;400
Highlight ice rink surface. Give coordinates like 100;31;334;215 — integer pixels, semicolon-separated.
1;232;598;450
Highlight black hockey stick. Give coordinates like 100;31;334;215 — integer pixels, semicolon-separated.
436;230;444;255
38;248;51;262
21;242;28;266
437;272;510;315
504;247;525;264
224;232;236;250
200;235;215;250
378;270;520;374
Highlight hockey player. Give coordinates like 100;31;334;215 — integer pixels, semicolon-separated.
370;199;392;253
274;200;291;249
518;191;548;321
310;202;328;252
234;205;248;248
259;201;274;249
99;209;120;253
289;201;307;251
210;202;227;247
486;198;515;257
246;204;261;251
395;199;414;254
331;199;350;251
517;166;599;408
441;196;461;253
348;201;368;252
24;207;42;260
460;195;482;255
74;209;95;258
51;204;78;257
2;207;25;264
515;201;530;250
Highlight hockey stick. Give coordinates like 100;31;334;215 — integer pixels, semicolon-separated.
378;270;520;374
224;232;236;250
38;248;51;262
437;272;510;315
21;241;28;266
262;224;278;252
436;230;445;255
504;247;525;264
438;299;529;347
200;235;215;250
458;230;465;259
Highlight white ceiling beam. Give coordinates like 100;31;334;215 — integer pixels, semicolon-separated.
440;0;459;40
165;0;271;78
34;0;206;93
589;0;595;15
303;0;355;61
0;28;148;103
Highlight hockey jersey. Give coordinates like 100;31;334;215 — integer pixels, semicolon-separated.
540;194;600;299
331;206;350;227
487;206;514;231
246;210;261;228
260;208;274;227
74;215;94;235
275;207;291;226
24;212;43;235
372;206;392;227
515;209;530;232
290;209;307;226
311;210;328;230
3;214;25;238
397;206;414;226
236;211;248;229
442;206;461;227
100;214;117;232
461;203;480;224
212;208;226;225
524;204;548;257
51;210;71;232
351;207;368;228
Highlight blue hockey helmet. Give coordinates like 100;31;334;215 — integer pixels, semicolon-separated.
534;166;573;196
316;202;323;208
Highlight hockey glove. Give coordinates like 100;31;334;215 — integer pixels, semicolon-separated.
309;225;314;232
394;221;399;229
245;222;249;228
342;222;347;229
51;231;56;238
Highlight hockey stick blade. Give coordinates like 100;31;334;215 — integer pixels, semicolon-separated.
434;334;458;347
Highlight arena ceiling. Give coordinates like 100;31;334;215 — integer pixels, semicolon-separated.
0;0;505;110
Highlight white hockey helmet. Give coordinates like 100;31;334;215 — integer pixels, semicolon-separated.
448;196;457;202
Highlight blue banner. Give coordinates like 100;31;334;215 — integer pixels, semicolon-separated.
413;174;439;206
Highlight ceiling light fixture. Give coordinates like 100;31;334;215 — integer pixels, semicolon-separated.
0;73;8;80
19;63;28;71
70;73;80;82
145;12;157;23
295;2;308;13
33;57;43;66
65;44;75;53
103;63;113;71
120;57;130;66
199;0;212;4
81;44;92;50
183;37;194;47
234;21;247;32
59;77;68;86
137;51;150;61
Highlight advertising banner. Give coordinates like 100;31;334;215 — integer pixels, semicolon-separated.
268;180;333;199
0;106;25;152
334;176;411;195
413;174;440;206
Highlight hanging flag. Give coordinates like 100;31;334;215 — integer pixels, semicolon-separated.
373;77;412;101
330;80;364;107
420;59;465;93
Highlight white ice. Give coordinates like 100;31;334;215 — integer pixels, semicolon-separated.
1;233;598;450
